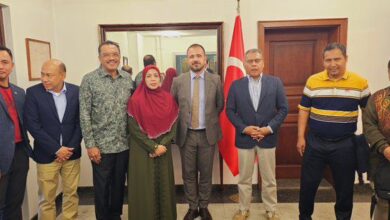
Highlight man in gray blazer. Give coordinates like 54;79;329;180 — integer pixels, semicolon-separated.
227;48;288;220
171;44;224;220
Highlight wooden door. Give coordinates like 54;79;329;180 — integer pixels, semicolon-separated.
258;19;348;179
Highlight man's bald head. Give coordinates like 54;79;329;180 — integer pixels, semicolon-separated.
41;59;66;93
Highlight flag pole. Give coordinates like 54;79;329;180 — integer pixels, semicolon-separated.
237;0;240;15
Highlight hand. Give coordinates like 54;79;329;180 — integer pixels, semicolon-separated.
154;145;167;157
55;146;74;163
243;126;261;137
296;137;306;157
87;147;102;164
383;146;390;161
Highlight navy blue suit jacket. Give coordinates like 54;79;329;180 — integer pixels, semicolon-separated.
0;84;32;174
226;75;288;149
24;83;82;164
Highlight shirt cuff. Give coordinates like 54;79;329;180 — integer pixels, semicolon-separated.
267;126;273;134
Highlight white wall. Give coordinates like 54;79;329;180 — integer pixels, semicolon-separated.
1;0;389;214
49;0;390;187
0;0;57;218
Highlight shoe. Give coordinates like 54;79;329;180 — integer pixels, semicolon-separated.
233;210;250;220
199;207;212;220
183;208;199;220
265;211;280;220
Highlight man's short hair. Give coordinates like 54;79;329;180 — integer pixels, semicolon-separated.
245;48;263;58
59;62;66;73
186;43;206;55
98;40;120;55
0;46;13;61
323;43;347;58
143;55;156;67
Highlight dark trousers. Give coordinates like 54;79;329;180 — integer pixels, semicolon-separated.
0;142;29;220
92;150;129;220
299;133;356;220
180;130;215;209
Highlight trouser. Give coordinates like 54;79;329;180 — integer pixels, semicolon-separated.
299;132;356;220
180;129;215;209
92;150;129;220
0;142;29;220
37;159;80;220
238;147;277;212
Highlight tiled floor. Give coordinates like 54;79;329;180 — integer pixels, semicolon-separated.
55;180;372;219
63;203;370;220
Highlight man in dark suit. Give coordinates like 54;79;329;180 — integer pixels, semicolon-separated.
171;44;224;220
24;59;82;219
0;46;32;220
227;48;288;220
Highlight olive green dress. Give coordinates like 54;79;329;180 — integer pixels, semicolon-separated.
128;116;177;220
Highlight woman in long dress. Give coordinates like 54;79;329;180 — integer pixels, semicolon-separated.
127;65;179;220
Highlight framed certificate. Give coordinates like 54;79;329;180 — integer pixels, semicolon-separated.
25;38;51;81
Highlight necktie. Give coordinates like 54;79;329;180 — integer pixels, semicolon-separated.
191;76;200;128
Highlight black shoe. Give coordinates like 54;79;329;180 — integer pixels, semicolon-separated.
199;207;212;220
183;208;199;220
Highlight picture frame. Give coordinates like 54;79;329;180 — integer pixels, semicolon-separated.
25;38;51;81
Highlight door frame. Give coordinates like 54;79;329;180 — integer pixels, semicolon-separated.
256;18;348;184
258;18;347;72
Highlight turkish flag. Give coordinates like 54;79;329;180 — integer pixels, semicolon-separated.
218;16;245;176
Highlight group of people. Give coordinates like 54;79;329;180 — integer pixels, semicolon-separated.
0;40;389;220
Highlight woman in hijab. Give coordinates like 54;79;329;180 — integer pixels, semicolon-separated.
127;65;179;220
160;67;177;92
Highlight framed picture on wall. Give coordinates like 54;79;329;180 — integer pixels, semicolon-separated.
175;52;217;75
25;38;51;81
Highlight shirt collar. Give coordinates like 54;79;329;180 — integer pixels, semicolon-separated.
48;82;67;96
98;66;124;78
320;70;349;81
190;70;205;79
247;73;263;82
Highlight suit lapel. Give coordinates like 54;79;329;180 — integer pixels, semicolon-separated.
10;85;24;123
184;72;191;107
0;90;10;118
243;77;256;112
257;75;268;111
44;87;60;122
205;72;212;106
62;83;71;122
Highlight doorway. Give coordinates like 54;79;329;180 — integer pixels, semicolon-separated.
258;18;348;179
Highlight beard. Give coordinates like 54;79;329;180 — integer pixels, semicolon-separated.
189;63;205;73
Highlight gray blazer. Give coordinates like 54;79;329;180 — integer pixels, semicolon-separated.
0;84;32;174
171;71;224;147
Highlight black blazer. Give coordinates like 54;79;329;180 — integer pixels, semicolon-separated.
226;75;288;149
24;83;82;164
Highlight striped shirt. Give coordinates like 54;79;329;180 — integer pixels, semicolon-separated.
298;70;370;139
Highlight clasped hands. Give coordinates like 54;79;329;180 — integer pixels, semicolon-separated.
55;146;74;163
243;126;271;141
149;145;167;158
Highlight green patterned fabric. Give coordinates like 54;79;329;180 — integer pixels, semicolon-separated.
80;67;133;153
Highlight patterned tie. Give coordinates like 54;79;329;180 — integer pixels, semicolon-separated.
191;75;200;129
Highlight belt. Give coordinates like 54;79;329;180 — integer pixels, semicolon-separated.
188;128;206;132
